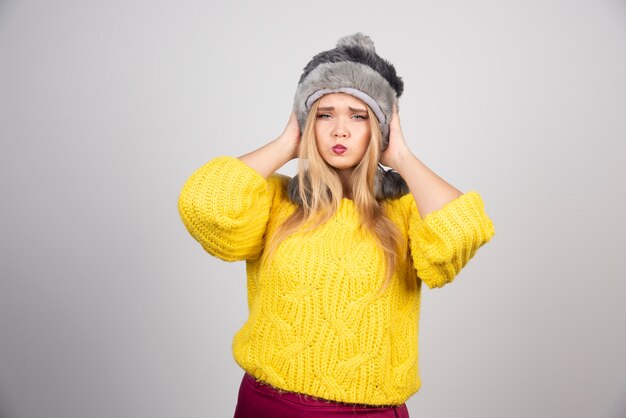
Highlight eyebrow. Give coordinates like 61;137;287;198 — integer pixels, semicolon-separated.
317;106;368;113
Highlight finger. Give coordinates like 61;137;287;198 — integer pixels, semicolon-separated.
390;104;400;127
288;112;299;129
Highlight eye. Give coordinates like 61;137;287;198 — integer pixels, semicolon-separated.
352;114;368;120
316;113;332;119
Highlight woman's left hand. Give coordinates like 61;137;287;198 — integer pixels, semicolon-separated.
380;104;413;170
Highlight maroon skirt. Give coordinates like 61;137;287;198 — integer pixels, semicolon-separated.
233;373;410;417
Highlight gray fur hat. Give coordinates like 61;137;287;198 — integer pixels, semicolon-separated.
289;33;409;202
293;32;403;148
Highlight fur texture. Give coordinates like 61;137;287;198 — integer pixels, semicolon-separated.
294;33;403;148
288;167;409;204
291;33;409;202
294;61;396;142
336;33;376;51
297;36;403;97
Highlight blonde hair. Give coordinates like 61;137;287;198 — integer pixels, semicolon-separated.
265;100;403;291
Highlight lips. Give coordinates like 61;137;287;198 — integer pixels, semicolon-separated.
332;145;347;155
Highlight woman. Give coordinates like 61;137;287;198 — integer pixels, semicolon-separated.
178;33;495;417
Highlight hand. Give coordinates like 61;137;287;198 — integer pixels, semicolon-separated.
276;112;301;161
380;104;413;170
238;112;301;178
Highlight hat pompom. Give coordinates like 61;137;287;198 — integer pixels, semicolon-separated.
336;32;376;52
292;32;404;189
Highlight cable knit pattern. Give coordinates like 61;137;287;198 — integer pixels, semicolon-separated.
178;156;495;406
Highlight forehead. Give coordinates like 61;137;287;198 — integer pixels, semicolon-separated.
318;93;367;109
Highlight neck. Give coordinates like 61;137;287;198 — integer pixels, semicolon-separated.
336;168;354;199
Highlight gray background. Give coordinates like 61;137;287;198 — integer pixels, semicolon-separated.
1;0;625;417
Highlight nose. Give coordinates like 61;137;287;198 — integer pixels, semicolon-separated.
332;119;349;138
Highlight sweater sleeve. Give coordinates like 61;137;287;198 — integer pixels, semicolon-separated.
404;191;495;288
177;156;276;262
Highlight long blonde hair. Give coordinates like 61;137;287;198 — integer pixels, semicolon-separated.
265;100;404;290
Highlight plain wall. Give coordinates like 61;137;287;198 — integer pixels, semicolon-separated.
1;1;625;417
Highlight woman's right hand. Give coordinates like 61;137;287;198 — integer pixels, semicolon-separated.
276;112;301;161
237;112;302;178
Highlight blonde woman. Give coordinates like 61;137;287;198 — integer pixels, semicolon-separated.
178;33;495;418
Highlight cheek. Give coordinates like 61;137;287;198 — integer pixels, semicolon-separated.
358;141;370;157
313;123;321;141
357;127;372;149
314;123;326;143
357;122;371;138
314;134;326;157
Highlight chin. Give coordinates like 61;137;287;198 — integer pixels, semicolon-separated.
328;162;358;172
324;156;353;167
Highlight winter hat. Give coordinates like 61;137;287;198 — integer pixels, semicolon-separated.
293;32;404;149
289;33;409;202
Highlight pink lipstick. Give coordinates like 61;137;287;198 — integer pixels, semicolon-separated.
332;145;347;155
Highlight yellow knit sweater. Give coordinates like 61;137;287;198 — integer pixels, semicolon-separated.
178;156;495;406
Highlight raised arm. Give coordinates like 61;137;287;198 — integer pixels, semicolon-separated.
178;113;300;262
238;112;301;178
382;106;495;288
380;105;463;218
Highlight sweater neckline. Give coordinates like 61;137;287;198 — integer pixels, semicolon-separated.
336;198;359;221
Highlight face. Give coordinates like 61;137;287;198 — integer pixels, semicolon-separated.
314;93;372;178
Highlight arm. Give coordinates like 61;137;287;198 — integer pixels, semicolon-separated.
381;105;463;218
382;106;495;288
238;112;300;178
178;112;300;261
403;191;495;288
178;157;272;261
